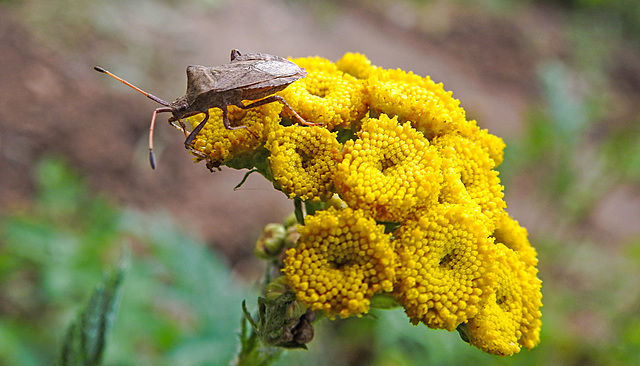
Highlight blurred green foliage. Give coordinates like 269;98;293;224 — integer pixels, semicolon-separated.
497;51;640;366
59;258;126;366
0;158;253;366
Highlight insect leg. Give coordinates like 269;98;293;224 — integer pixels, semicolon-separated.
168;117;189;138
149;107;173;169
221;105;259;139
184;109;210;149
240;95;318;126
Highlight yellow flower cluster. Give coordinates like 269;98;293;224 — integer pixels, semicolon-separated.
336;52;375;79
492;215;543;350
182;52;542;356
282;207;395;319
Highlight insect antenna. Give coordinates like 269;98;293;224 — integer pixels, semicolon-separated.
94;66;170;106
95;66;173;169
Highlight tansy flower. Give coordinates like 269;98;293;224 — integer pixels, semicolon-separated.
433;133;506;226
283;207;396;319
336;52;376;80
366;67;506;165
367;67;473;140
463;242;542;355
493;214;538;269
470;126;506;168
290;56;338;74
392;203;498;331
266;125;341;202
492;215;543;349
333;114;442;222
186;102;282;166
279;56;368;130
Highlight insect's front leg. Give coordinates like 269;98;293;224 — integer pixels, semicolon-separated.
184;109;210;149
183;111;217;166
168;117;189;138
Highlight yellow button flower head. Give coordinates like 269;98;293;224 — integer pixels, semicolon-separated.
464;242;542;355
186;102;283;166
283;207;396;319
290;56;337;73
334;114;442;222
278;56;368;130
342;53;505;166
433;134;506;226
492;215;542;349
470;126;506;168
493;214;538;269
266;125;341;202
336;52;376;80
393;203;498;331
367;67;474;140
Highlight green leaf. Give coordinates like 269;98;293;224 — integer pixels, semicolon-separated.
303;201;324;217
378;221;402;235
58;254;128;366
235;169;260;190
370;293;401;310
293;199;304;225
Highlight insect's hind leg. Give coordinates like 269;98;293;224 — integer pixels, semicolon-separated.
239;95;318;127
220;106;259;139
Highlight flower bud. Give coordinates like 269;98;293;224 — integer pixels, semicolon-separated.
254;223;286;260
247;290;315;349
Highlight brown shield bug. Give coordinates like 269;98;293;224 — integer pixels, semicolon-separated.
95;49;313;169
